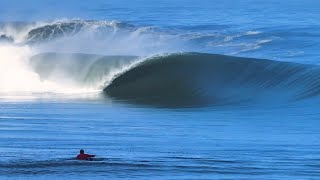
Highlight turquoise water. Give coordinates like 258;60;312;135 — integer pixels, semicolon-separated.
1;0;320;179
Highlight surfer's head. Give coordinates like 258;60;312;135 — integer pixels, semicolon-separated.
80;149;84;154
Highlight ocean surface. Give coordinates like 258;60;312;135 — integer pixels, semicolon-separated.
1;0;320;179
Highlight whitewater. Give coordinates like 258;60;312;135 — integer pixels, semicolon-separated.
1;0;320;179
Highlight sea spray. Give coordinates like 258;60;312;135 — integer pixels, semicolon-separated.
0;44;99;94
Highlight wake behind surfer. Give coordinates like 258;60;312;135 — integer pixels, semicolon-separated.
76;149;95;161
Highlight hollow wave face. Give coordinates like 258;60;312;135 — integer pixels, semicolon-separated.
4;50;320;107
104;53;320;107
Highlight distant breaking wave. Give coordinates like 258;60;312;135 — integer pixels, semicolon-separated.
26;20;133;43
30;53;320;107
0;20;145;44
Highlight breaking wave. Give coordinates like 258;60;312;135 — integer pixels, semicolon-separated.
1;19;320;107
0;20;133;43
103;53;320;107
28;52;320;107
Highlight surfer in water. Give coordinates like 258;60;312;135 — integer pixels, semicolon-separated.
76;149;95;161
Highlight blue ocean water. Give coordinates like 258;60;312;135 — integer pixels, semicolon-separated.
0;0;320;179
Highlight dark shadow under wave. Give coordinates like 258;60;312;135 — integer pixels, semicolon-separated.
104;53;320;108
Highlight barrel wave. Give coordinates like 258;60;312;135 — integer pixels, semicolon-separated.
103;53;320;107
29;52;320;107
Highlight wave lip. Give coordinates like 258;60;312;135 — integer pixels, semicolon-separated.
104;53;320;108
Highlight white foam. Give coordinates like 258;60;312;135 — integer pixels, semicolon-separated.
224;31;262;42
229;39;273;55
0;21;52;43
245;31;261;35
0;44;99;95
